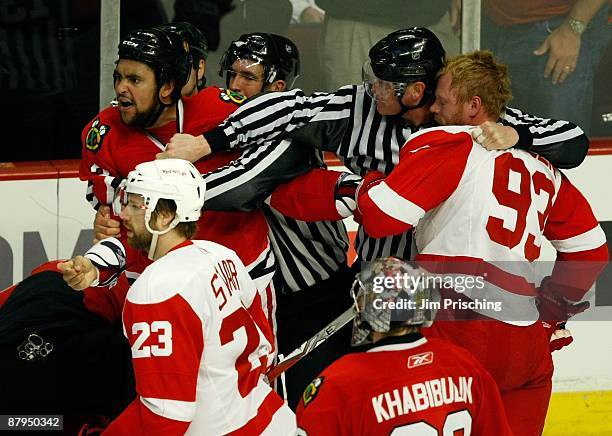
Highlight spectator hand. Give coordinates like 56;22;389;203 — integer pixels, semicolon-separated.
471;122;519;151
58;256;98;291
93;205;121;244
533;22;581;85
156;133;211;162
300;6;325;24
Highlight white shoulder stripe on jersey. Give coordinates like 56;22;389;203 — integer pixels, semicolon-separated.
367;182;425;226
367;337;428;353
141;396;195;422
550;225;607;253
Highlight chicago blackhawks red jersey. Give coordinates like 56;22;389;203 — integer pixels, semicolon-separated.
296;335;512;435
358;126;607;323
104;240;295;435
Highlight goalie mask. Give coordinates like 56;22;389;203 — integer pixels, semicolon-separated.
118;159;205;259
350;257;437;346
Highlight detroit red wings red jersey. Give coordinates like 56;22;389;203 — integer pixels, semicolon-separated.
358;126;608;323
104;240;295;435
296;336;512;435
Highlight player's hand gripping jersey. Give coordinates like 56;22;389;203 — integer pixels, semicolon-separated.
296;335;512;435
358;125;608;323
104;240;295;435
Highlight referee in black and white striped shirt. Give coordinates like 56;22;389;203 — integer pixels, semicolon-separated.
163;28;589;408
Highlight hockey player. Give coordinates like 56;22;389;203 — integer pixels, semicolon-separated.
296;257;512;435
61;159;296;435
157;22;209;96
81;27;312;336
356;51;609;435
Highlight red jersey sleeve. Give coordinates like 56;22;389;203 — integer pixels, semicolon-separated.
543;175;608;301
358;129;473;238
107;292;204;434
268;169;348;222
80;111;124;210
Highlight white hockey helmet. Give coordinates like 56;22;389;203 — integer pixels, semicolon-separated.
122;158;205;238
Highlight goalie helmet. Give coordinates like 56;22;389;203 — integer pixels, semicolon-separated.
219;32;300;90
350;257;437;346
363;27;445;104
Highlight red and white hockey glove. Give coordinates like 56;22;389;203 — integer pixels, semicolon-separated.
354;170;386;224
542;321;574;352
536;276;590;323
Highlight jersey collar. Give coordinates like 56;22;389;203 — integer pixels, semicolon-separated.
367;332;428;353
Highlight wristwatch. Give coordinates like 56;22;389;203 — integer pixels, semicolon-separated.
567;17;587;35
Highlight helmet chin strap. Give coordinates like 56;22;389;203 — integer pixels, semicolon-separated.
141;86;175;128
395;84;432;116
144;211;180;260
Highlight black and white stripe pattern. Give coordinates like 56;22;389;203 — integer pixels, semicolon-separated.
262;203;349;293
86;163;124;210
211;84;588;265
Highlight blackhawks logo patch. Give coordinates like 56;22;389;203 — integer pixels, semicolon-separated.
85;119;110;153
302;377;324;407
219;88;246;105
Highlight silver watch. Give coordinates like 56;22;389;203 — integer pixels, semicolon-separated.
567;17;587;35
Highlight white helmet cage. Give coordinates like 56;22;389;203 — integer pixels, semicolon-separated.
123;159;206;236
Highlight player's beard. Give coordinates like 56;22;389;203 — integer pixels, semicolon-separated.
127;228;153;251
121;99;162;127
434;107;466;126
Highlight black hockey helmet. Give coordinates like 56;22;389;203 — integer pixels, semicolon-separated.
118;27;190;100
365;28;446;105
219;32;300;90
158;22;209;64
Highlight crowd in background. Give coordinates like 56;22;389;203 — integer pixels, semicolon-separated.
0;0;610;163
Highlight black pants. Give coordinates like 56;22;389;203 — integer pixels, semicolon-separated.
0;271;135;432
275;263;358;409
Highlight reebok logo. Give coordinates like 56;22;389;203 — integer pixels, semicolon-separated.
407;351;434;368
